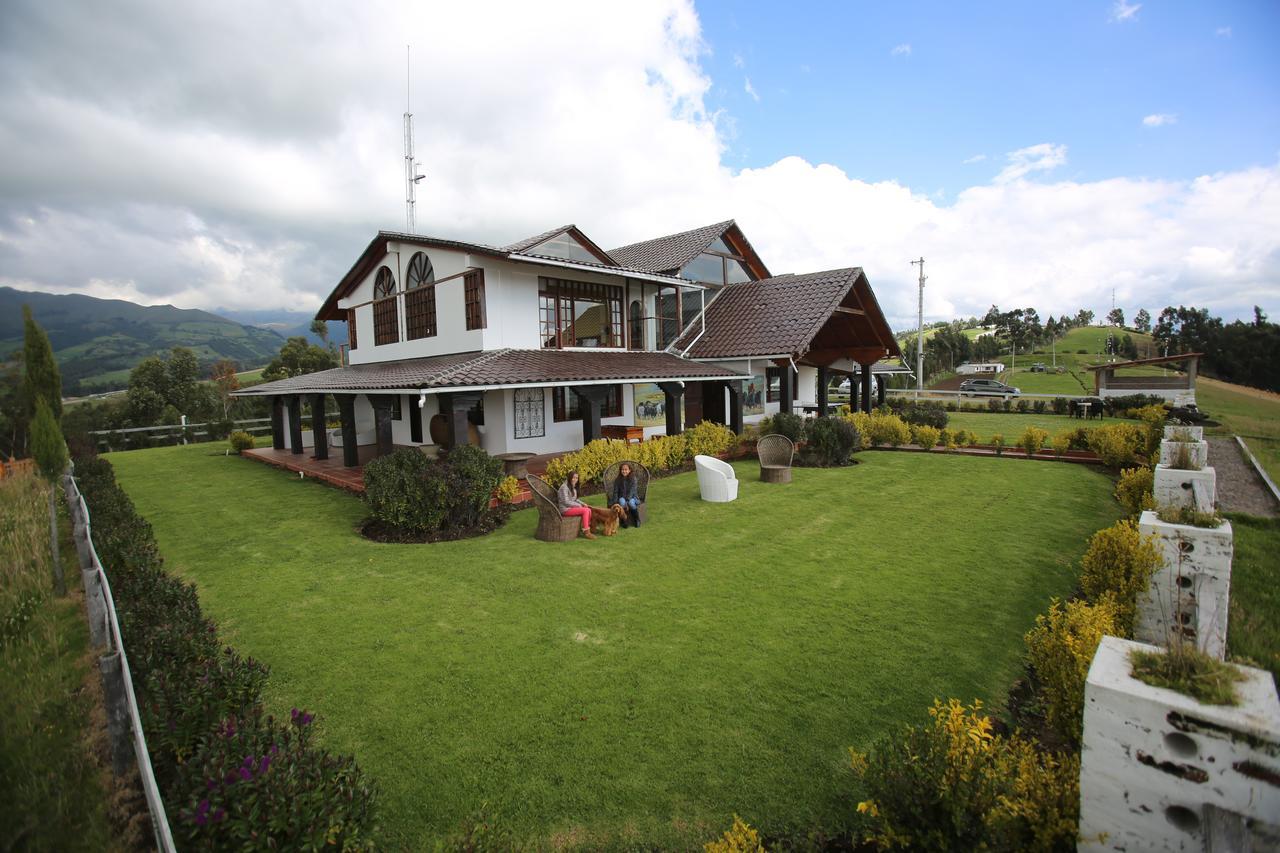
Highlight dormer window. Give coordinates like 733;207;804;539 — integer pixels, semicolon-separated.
373;266;399;346
405;252;437;340
679;234;755;286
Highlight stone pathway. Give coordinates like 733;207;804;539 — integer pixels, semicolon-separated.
1208;436;1279;518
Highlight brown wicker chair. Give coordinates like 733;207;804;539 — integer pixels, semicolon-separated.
757;434;794;483
526;474;582;542
601;460;650;525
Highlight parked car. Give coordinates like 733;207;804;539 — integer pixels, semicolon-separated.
959;378;1021;398
1030;362;1047;372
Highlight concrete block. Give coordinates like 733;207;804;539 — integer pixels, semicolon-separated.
1159;441;1209;471
1164;426;1204;443
1079;636;1280;852
1154;465;1216;513
1136;511;1233;660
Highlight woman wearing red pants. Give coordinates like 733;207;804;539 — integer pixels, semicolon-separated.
556;470;595;540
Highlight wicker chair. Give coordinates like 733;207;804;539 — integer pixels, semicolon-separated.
601;460;650;525
526;475;582;542
757;434;794;484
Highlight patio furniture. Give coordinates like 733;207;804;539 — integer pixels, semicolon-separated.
526;475;582;542
600;425;645;444
497;451;536;478
757;434;794;484
601;460;650;525
694;455;739;503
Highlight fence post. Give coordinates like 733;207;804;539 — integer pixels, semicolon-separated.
99;651;136;776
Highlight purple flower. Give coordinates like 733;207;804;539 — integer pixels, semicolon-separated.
258;754;271;774
238;766;252;781
206;778;218;791
193;799;210;826
290;708;314;728
212;808;226;824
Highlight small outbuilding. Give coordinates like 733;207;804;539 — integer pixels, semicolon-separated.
1085;352;1202;406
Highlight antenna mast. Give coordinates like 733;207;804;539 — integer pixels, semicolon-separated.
910;257;927;397
403;46;426;233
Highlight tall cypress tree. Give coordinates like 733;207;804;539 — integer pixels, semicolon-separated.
22;305;62;421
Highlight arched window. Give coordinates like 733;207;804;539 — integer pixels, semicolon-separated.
404;253;437;340
372;265;399;345
629;300;643;350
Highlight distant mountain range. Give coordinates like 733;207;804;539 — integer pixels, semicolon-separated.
213;308;348;349
0;287;294;395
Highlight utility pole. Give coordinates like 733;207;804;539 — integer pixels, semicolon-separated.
403;46;426;233
910;257;926;398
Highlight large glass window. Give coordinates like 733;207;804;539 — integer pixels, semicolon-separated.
405;252;437;340
681;289;704;331
678;235;756;287
681;253;725;284
656;286;680;348
552;385;622;421
372;266;399;346
537;278;623;348
527;232;602;264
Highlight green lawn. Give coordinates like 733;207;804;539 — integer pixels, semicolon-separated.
108;444;1121;848
1226;514;1280;684
943;411;1135;444
1196;379;1280;484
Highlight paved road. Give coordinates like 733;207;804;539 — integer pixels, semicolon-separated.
1209;436;1278;518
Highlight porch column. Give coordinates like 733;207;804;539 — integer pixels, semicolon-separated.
309;393;328;460
850;377;860;412
369;395;394;458
337;395;358;468
657;382;684;436
876;376;886;408
727;380;744;435
779;366;794;415
285;395;304;455
816;367;829;415
571;386;611;445
860;362;875;414
270;396;285;450
440;392;482;448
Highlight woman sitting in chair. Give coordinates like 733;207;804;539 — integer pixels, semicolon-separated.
557;470;595;540
610;462;642;528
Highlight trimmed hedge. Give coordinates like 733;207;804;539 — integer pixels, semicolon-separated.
71;453;377;849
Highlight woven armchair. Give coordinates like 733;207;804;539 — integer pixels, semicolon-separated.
526;475;582;542
757;434;794;484
601;460;650;525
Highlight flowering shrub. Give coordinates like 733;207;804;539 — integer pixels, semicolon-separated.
684;421;739;459
912;425;940;449
1019;426;1049;457
705;816;767;852
1086;423;1146;468
71;454;376;845
851;699;1080;851
1114;466;1156;517
1024;598;1118;747
1079;518;1161;635
494;475;521;504
228;431;255;454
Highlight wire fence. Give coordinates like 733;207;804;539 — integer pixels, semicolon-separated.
87;416;274;452
63;465;176;853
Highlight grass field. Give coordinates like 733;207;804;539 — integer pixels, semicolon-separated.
1226;514;1280;683
942;411;1135;444
108;444;1121;848
1196;378;1280;484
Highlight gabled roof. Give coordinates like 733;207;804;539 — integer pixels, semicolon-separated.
607;220;771;280
1084;352;1203;371
671;267;901;364
232;348;748;396
502;224;618;265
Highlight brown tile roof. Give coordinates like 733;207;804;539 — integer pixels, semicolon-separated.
233;349;748;396
671;267;901;363
608;220;735;273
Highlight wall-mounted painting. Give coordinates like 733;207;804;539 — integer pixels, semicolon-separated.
743;375;766;415
633;383;666;426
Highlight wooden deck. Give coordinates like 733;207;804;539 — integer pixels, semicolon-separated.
240;445;565;503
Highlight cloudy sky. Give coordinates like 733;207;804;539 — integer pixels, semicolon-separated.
1;0;1277;328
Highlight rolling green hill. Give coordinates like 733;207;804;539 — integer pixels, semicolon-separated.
0;287;285;395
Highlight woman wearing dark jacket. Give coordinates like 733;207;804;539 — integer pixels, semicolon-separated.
610;462;641;528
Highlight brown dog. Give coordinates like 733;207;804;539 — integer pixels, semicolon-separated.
590;504;627;537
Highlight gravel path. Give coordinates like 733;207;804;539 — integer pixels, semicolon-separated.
1208;436;1279;518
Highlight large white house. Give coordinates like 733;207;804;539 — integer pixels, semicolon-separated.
236;220;905;466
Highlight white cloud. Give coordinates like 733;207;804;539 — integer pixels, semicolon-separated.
994;143;1068;184
1143;113;1177;127
963;154;987;164
1110;0;1141;22
891;43;912;57
1216;26;1231;37
743;77;759;102
0;0;1277;328
732;53;744;69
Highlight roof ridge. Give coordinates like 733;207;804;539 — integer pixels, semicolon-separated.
607;219;734;255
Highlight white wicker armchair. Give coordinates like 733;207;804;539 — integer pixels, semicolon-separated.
694;455;739;502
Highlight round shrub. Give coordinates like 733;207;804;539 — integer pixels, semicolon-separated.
912;424;940;449
1019;426;1049;457
1086;423;1145;468
1115;466;1156;517
804;416;860;466
1051;397;1069;416
494;475;521;504
1024;598;1119;747
228;431;255;454
684;420;739;459
763;412;805;443
990;433;1005;455
1079;518;1162;635
863;413;911;447
363;449;438;533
